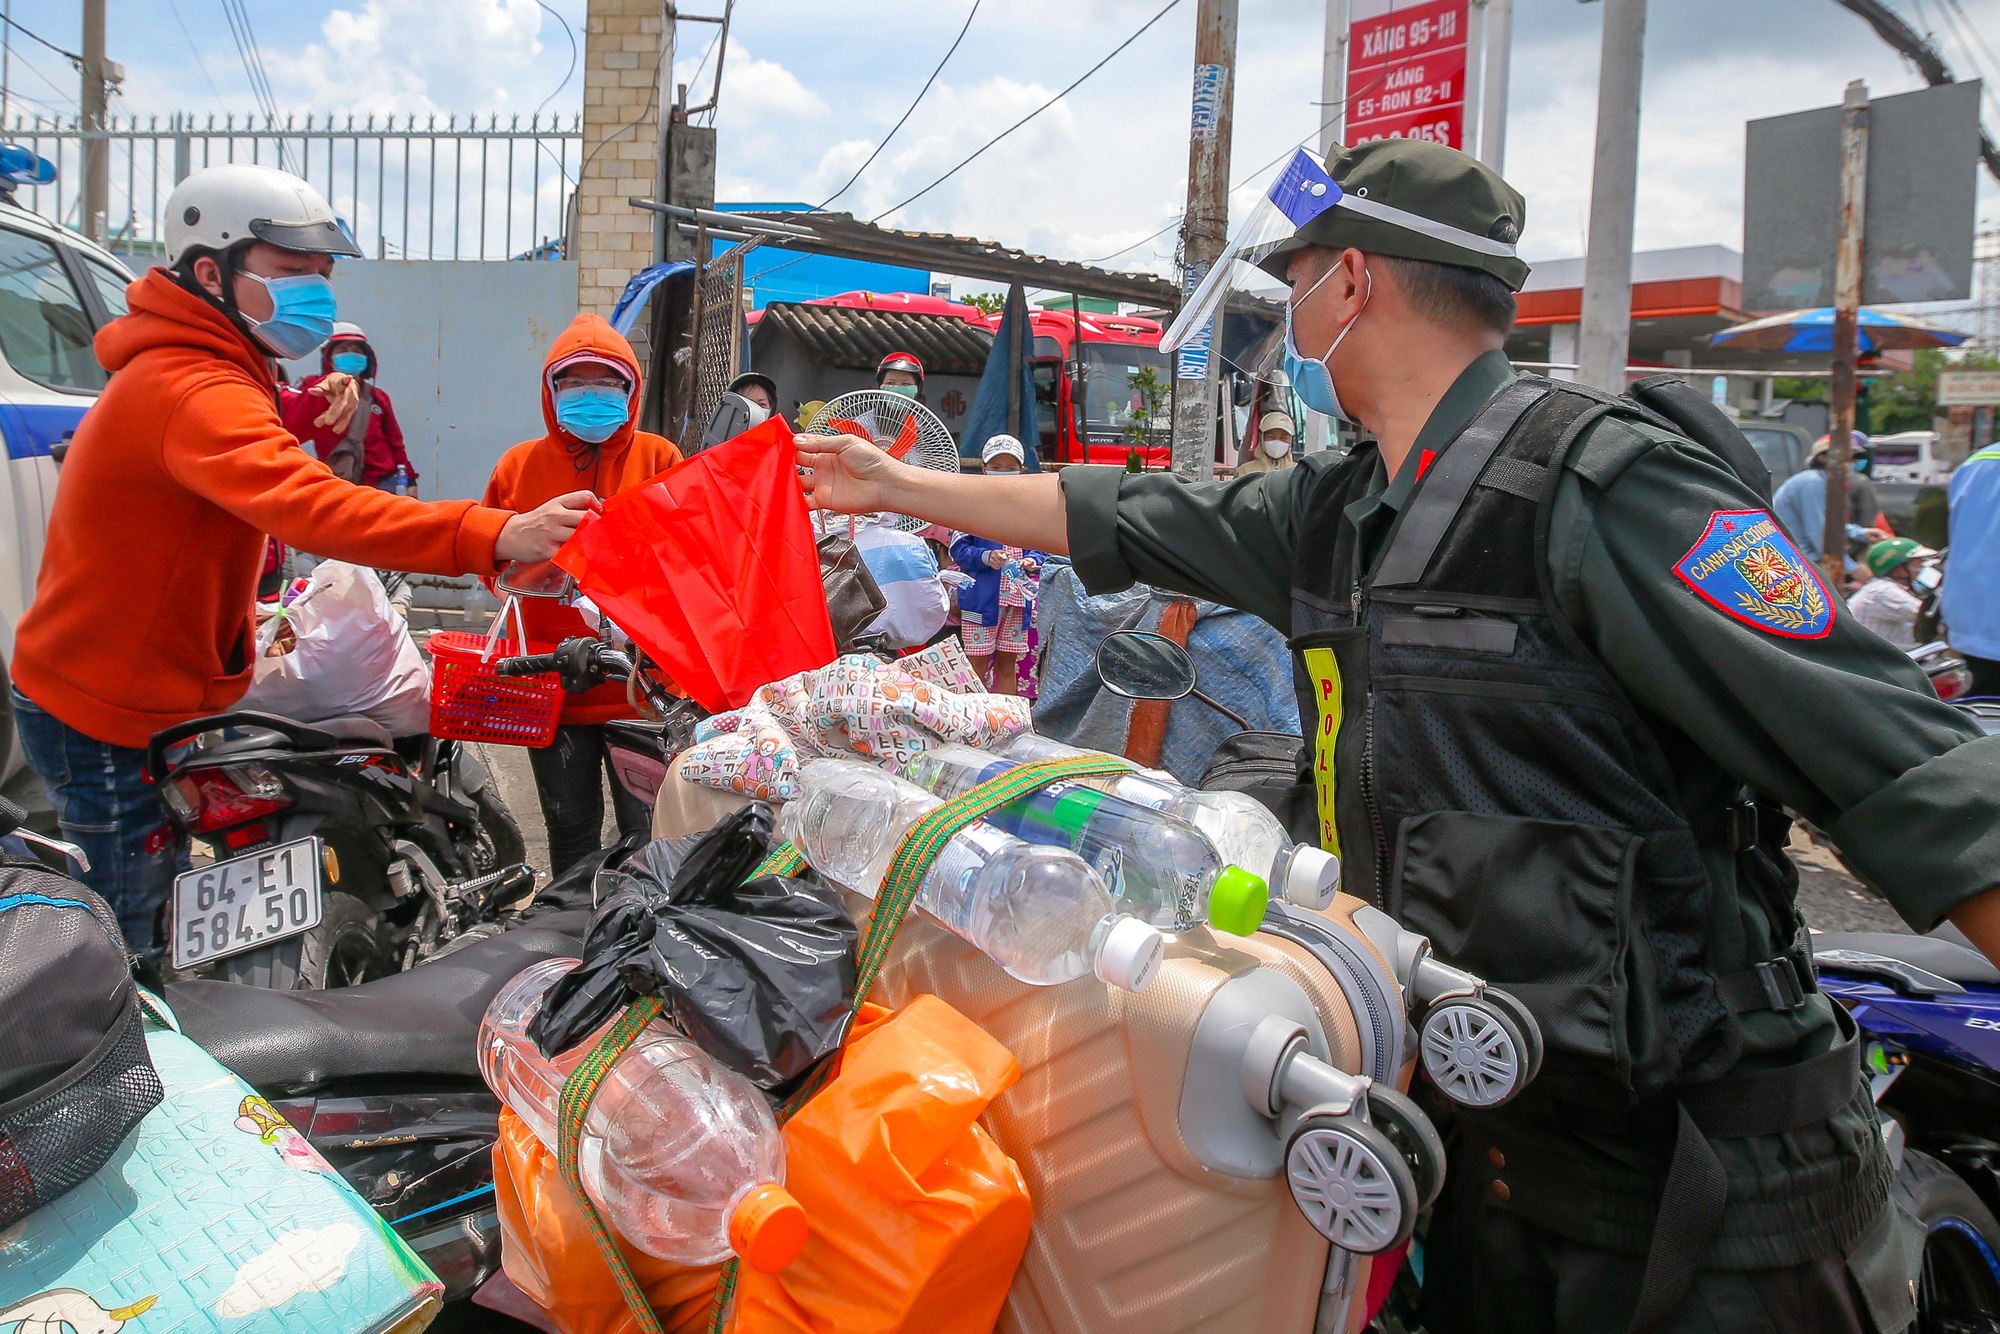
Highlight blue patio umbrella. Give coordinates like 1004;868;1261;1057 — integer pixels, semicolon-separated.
1710;306;1969;354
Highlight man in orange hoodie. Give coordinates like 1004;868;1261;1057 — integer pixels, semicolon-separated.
483;315;683;874
9;163;593;945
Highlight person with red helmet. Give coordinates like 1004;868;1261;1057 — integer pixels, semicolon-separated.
876;351;925;400
279;321;416;492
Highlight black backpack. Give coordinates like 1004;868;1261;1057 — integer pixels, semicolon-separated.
1623;373;1775;505
0;858;163;1227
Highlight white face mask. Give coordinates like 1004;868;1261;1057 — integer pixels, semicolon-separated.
1261;434;1292;459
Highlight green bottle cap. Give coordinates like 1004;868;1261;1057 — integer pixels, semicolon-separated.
1206;866;1270;937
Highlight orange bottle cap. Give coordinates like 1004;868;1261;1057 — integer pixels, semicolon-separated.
729;1182;808;1272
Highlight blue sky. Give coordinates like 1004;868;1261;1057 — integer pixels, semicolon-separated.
9;0;1999;275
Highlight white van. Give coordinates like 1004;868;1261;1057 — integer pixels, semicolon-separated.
0;183;138;813
1868;430;1946;485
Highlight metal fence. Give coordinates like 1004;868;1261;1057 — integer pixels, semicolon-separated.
10;113;584;263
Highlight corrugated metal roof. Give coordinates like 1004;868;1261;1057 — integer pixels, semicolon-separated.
754;301;995;375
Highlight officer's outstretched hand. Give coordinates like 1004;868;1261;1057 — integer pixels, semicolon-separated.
795;432;904;517
496;490;602;562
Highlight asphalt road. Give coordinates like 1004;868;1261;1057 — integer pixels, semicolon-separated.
1790;827;1911;936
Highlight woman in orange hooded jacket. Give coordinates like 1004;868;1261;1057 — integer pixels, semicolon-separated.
483;315;682;873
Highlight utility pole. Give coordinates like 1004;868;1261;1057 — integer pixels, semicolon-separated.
3;0;14;131
1822;79;1870;591
1171;0;1238;482
1576;0;1646;392
1479;0;1514;171
1320;0;1352;158
81;0;109;243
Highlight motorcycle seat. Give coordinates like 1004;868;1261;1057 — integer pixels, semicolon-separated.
309;715;396;748
1813;928;2000;987
198;714;393;758
167;926;578;1094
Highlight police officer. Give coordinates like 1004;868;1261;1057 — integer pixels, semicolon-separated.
796;138;2000;1332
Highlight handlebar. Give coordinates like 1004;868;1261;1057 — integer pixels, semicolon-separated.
494;653;561;678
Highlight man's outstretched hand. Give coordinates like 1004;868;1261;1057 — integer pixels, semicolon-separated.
795;433;900;516
311;371;361;431
496;490;600;562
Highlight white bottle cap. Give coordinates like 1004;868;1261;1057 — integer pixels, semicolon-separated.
1283;846;1340;910
1096;917;1166;993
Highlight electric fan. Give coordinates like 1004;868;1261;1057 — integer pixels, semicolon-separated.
801;389;964;533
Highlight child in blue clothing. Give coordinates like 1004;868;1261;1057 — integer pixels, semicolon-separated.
952;435;1045;694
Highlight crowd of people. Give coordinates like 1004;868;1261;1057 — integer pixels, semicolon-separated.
20;130;2000;1334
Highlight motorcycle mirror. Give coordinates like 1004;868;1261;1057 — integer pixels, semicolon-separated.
496;559;577;601
702;392;761;450
1096;630;1197;702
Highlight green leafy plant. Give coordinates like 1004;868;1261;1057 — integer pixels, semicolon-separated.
960;292;1007;315
1123;366;1166;449
1867;348;2000;435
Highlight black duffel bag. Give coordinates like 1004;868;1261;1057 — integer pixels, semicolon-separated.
1200;730;1318;848
0;859;163;1227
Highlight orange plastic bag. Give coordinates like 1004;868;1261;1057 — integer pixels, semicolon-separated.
554;418;835;712
492;1109;721;1334
730;995;1032;1334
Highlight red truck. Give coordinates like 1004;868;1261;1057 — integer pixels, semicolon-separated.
1025;308;1173;467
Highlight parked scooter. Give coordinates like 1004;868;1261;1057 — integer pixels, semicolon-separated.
147;709;530;989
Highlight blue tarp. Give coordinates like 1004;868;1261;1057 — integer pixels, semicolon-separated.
609;261;696;336
960;284;1042;470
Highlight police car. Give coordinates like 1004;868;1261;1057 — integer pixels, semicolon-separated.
0;148;137;816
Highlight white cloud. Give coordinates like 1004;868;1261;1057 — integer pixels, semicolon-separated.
258;0;553;117
213;1223;363;1319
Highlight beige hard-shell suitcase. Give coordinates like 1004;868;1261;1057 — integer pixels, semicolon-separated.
648;772;1539;1334
864;893;1414;1334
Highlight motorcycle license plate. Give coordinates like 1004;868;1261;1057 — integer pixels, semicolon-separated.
170;836;325;969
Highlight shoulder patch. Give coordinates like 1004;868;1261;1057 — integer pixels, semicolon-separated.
1674;510;1833;639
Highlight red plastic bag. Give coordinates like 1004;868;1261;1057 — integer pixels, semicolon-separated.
556;419;835;711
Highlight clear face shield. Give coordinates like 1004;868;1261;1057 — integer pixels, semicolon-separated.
1161;149;1345;356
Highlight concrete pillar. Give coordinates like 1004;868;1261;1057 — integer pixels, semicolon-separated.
1549;323;1579;381
575;0;669;318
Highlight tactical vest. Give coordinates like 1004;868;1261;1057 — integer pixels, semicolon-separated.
1289;377;1878;1322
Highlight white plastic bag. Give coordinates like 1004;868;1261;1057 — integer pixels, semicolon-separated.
238;562;432;735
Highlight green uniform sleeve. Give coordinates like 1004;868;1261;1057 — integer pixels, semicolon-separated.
1060;459;1326;633
1553;420;2000;931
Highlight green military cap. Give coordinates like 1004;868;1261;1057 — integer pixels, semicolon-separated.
1256;138;1531;291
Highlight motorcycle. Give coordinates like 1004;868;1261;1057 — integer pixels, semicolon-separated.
495;633;708;815
143;562;578;990
147;710;531;989
1816;929;2000;1327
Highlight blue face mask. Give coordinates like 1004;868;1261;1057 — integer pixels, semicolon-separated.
881;381;919;399
1283;264;1370;422
241;271;338;360
331;351;369;376
553;384;630;443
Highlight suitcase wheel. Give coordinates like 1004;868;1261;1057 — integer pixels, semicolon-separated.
1283;1113;1418;1255
1364;1084;1446;1209
1419;997;1529;1109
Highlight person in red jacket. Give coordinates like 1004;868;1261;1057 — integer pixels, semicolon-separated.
7;163;591;945
279;322;417;491
483;314;684;874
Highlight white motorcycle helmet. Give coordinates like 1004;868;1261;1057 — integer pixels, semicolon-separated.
164;164;361;266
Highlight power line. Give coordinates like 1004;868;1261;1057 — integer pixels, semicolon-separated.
530;0;579;183
216;0;294;171
0;12;78;67
817;0;980;212
867;0;1183;225
165;0;226;106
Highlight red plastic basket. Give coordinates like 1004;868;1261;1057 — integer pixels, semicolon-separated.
427;619;564;747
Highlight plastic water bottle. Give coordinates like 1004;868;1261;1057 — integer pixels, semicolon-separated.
999;734;1339;910
390;465;411;496
478;958;808;1272
779;759;1163;992
899;744;1269;936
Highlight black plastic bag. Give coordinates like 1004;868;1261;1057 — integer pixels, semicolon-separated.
528;803;858;1091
